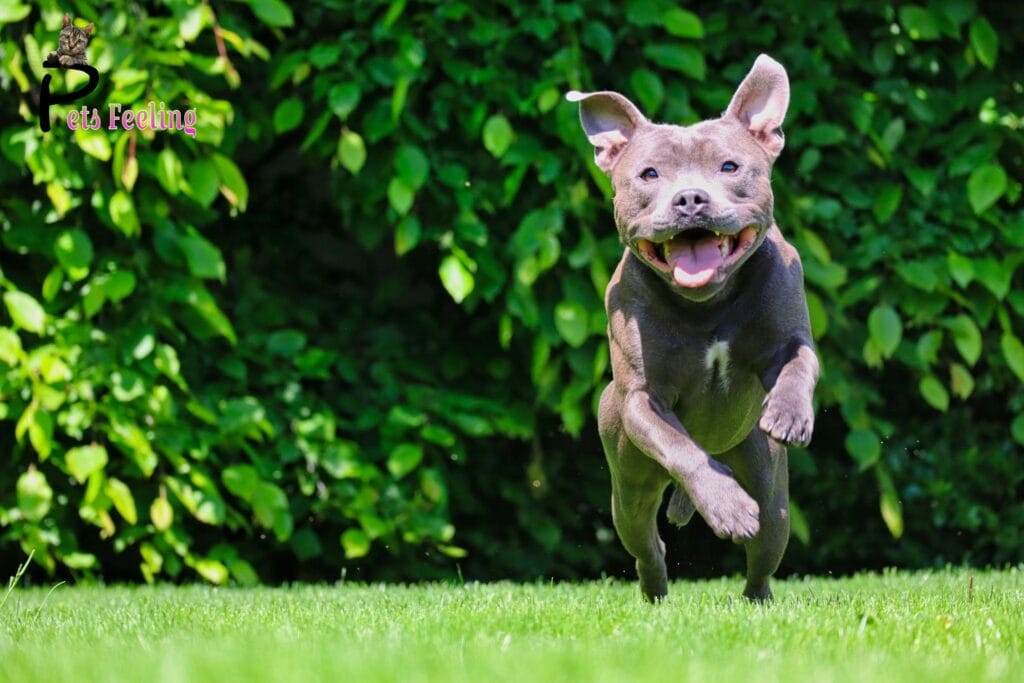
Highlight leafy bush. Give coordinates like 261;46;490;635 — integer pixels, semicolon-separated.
1;0;1021;583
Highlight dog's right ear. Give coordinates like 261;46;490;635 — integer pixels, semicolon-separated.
566;90;647;173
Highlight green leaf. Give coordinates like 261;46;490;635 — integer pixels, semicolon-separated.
75;129;112;161
880;118;905;154
788;499;810;544
394;216;421;255
17;469;52;521
308;43;342;68
187;159;220;208
629;69;665;114
273;98;305;133
949;363;974;399
554;301;589;348
42;268;64;302
945;315;981;366
179;234;226;281
395;145;430;189
4;291;45;334
66;444;109;483
156;148;182;196
266;330;306;355
105;478;138;525
338;130;367;174
581;21;614;63
341;528;370;559
387;443;424;479
663;8;703;38
212;155;249;211
0;2;31;23
26;409;52;456
876;464;903;539
109;191;140;237
845;429;881;469
947;252;974;288
919;375;949;412
974;257;1012;299
0;327;22;365
641;44;705;80
899;5;941;40
55;229;94;280
328;83;362;120
807;124;846;146
193;559;229;585
439;255;475;303
970;17;998;69
872;185;902;222
105;271;137;302
1000;332;1024;382
223;465;260;501
150;496;173;531
482;115;514;158
895;260;938;292
967;164;1007;214
1012;414;1024;445
252;481;290;539
868;305;902;358
247;0;294;27
387;177;415;215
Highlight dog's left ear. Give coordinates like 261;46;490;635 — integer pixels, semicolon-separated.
566;90;648;173
725;54;790;160
84;23;94;34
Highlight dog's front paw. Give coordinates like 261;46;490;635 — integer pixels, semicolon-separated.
759;388;814;447
686;461;760;541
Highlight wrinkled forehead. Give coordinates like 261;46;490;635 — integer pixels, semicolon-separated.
622;119;764;171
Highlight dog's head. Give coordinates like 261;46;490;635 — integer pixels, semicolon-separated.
568;55;790;301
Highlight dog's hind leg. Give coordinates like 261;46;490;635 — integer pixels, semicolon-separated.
719;430;790;601
599;383;672;602
610;472;670;603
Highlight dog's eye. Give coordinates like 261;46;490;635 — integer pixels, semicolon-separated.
640;168;659;181
721;161;739;173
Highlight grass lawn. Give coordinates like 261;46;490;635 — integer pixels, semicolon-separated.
0;568;1021;683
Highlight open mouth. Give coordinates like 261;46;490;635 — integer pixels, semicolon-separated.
635;226;759;288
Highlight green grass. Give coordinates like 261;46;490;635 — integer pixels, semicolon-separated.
1;568;1021;683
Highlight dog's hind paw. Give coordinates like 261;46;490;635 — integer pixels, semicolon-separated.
666;484;696;527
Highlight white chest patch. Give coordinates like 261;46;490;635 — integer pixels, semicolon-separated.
704;340;731;390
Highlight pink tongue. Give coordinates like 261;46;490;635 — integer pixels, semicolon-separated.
666;236;723;288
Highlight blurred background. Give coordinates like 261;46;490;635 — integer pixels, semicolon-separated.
0;0;1021;585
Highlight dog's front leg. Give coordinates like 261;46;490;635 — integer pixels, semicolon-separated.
759;341;819;447
621;388;761;541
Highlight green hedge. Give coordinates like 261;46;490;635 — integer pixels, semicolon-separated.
1;0;1021;583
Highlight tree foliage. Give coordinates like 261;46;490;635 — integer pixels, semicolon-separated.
0;0;1021;583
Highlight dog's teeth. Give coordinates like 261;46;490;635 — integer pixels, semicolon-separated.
662;242;671;261
719;238;731;258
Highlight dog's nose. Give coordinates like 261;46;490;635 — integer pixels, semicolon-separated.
673;189;710;217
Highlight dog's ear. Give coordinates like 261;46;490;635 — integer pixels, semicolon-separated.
63;13;71;27
566;90;647;173
724;54;790;160
83;23;94;35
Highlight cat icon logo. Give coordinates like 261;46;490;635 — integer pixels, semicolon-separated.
45;13;94;68
39;13;99;132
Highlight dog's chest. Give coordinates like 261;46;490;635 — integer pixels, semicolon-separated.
663;331;765;453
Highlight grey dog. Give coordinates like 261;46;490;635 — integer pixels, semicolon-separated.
568;55;819;602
